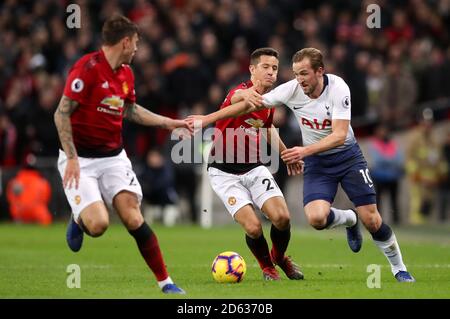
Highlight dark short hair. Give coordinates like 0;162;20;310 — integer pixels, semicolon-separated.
102;14;139;46
250;47;279;65
292;48;324;71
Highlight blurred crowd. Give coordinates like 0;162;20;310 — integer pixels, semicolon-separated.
368;114;448;225
0;0;449;225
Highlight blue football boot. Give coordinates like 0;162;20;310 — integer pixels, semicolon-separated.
395;271;416;282
66;215;84;252
162;283;186;294
346;209;363;253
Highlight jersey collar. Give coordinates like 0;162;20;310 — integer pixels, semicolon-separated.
99;49;121;76
319;74;329;96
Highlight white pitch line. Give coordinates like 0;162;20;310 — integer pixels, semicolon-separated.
245;263;450;268
1;264;449;269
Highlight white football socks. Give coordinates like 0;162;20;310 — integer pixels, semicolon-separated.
326;208;357;229
373;233;407;275
158;276;174;289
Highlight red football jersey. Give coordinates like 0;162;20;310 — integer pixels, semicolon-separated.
63;49;136;157
210;81;275;173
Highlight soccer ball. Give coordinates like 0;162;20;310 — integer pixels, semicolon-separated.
211;251;246;283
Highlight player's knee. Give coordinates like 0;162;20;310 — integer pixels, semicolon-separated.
271;211;290;230
88;220;109;237
244;222;263;239
123;214;144;230
363;218;382;233
306;213;328;230
361;212;382;233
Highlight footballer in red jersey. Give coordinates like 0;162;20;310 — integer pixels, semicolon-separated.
62;49;135;156
210;80;275;174
54;15;189;294
206;48;304;281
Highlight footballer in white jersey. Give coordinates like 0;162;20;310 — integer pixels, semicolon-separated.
262;74;357;155
188;47;415;282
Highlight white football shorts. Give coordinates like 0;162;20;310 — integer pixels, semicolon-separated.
57;149;143;220
208;165;284;217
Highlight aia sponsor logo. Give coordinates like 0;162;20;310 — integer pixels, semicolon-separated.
301;117;332;130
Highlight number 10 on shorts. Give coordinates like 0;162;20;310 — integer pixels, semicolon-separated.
359;169;374;187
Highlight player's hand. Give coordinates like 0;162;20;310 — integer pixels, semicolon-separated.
63;158;80;190
166;119;194;139
286;160;304;176
166;119;192;132
241;87;263;109
187;115;210;130
281;146;308;164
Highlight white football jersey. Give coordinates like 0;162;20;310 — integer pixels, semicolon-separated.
262;74;357;155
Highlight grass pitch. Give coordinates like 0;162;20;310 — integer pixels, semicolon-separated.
0;222;449;299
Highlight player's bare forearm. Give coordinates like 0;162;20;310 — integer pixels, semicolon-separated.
281;120;348;163
124;102;171;128
230;90;245;104
231;88;263;107
188;94;264;128
303;133;346;156
205;100;255;125
304;120;349;156
54;95;79;159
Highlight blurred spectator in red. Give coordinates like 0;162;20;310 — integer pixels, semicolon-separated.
0;110;17;167
384;10;414;45
368;125;405;225
6;154;52;225
128;0;156;24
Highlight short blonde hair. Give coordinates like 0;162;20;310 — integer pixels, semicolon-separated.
292;48;324;71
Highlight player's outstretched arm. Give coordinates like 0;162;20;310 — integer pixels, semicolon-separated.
230;87;263;106
187;98;263;129
187;85;264;128
281;119;349;164
124;102;193;133
54;95;80;189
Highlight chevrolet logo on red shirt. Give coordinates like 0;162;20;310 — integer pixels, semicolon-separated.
244;118;264;129
100;96;124;110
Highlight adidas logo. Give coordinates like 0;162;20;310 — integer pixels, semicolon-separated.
101;81;109;89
